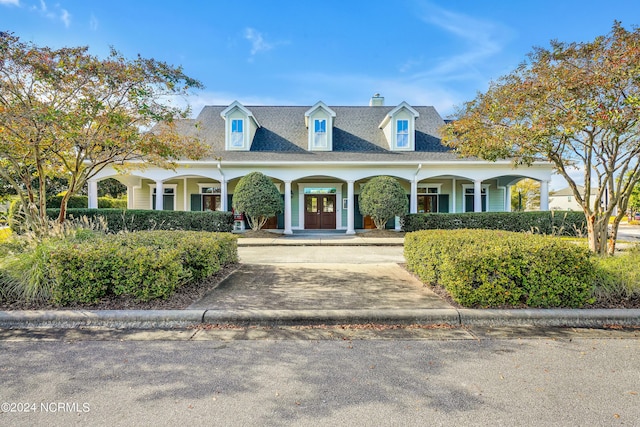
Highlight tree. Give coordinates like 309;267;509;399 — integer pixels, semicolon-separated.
0;33;210;235
232;172;283;231
441;22;640;256
359;176;408;230
630;181;640;213
97;178;127;198
511;179;541;211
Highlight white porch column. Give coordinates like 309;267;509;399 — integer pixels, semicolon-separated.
183;177;188;211
284;180;293;235
410;179;418;214
540;180;550;211
452;178;456;213
505;185;512;212
474;179;482;212
126;185;134;209
346;180;355;235
220;178;228;211
88;180;98;209
155;180;164;211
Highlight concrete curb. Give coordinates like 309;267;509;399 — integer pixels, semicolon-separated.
1;308;639;329
0;310;206;329
202;308;460;326
458;309;640;328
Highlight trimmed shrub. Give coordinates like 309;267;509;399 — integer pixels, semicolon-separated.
1;230;237;305
232;172;283;231
405;229;596;308
359;176;408;230
46;208;234;233
46;195;127;209
47;195;88;209
98;197;127;209
402;211;587;236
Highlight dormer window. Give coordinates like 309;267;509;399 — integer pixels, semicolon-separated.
231;119;244;147
314;119;327;148
396;119;409;148
305;101;336;151
220;101;260;151
379;101;419;151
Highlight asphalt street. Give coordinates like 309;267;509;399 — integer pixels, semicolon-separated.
1;334;639;426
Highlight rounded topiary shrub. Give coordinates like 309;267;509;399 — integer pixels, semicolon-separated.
232;172;283;231
359;176;408;229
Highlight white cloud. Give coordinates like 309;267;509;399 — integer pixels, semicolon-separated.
411;1;512;80
89;13;98;31
60;8;70;27
244;27;273;56
0;0;20;6
29;0;71;27
242;27;290;62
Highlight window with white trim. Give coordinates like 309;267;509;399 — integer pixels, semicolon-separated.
463;185;489;212
150;184;177;211
231;119;244;147
314;119;327;148
396;119;409;148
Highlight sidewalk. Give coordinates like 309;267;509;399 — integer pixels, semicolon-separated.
235;232;405;246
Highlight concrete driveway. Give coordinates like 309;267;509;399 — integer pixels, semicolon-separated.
189;246;452;310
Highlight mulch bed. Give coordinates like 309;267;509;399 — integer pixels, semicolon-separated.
237;230;283;239
356;229;405;238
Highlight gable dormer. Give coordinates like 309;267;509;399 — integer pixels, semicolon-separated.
304;101;336;151
379;101;419;151
220;101;260;151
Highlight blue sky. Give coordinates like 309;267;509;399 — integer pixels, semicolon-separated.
2;0;640;188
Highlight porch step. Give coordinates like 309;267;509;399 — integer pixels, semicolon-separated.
290;230;347;236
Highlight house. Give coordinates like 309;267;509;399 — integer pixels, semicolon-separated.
549;185;603;211
89;94;554;233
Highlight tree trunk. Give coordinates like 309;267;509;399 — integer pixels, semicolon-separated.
374;217;388;230
608;212;626;255
586;214;609;256
57;191;71;224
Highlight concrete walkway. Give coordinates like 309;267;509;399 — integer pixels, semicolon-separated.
189;263;450;311
235;233;404;247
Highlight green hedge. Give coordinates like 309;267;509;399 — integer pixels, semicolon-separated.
402;211;587;236
405;229;596;308
46;195;128;209
46;208;234;233
48;231;237;304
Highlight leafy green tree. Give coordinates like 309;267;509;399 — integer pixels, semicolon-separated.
630;181;640;212
232;172;283;231
442;22;640;255
359;176;407;230
0;33;210;235
98;178;127;198
511;179;541;211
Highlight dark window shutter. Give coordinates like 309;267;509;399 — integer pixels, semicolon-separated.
438;194;449;213
190;194;202;211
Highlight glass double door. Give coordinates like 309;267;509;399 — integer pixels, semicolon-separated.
304;195;336;229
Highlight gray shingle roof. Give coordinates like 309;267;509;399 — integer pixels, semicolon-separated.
185;104;463;162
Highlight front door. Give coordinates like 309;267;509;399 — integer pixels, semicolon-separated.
304;195;336;229
417;195;438;213
203;195;219;211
